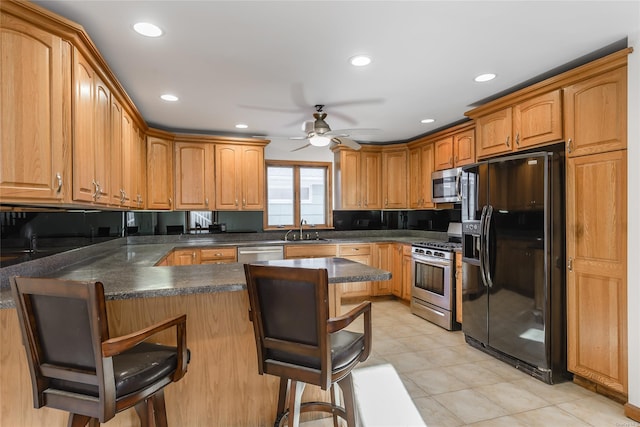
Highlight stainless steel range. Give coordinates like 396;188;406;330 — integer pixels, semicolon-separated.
410;223;462;330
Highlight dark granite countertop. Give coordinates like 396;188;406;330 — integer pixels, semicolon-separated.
1;231;447;309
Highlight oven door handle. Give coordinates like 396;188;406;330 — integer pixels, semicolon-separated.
412;256;452;268
479;205;489;288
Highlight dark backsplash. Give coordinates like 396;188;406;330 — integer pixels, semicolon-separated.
333;208;460;231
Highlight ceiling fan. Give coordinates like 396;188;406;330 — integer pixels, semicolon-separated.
290;105;379;152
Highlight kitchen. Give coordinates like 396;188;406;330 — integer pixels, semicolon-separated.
1;1;639;426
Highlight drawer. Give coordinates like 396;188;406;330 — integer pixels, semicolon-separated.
403;244;412;256
200;247;237;262
285;244;337;258
338;243;371;256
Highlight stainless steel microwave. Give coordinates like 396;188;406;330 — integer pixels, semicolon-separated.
432;167;462;203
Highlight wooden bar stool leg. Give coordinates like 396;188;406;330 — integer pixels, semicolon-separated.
330;383;340;427
338;373;357;427
67;414;92;427
152;390;169;427
134;399;153;427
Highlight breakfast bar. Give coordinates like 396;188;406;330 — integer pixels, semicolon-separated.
0;248;390;426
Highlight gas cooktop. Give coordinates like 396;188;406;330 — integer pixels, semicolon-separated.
412;241;462;252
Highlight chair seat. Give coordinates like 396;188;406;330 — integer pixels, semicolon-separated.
268;330;364;372
114;342;189;397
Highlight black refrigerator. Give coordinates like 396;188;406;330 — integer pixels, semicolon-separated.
460;147;567;384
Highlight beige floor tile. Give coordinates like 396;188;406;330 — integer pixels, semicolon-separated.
509;376;595;405
383;351;437;373
410;367;469;395
432;389;508;424
412;396;465;427
466;415;529;427
557;394;629;426
442;362;507;387
509;406;591;426
473;358;533;382
475;381;550;413
398;374;429;399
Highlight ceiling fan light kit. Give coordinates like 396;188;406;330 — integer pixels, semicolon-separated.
309;135;332;147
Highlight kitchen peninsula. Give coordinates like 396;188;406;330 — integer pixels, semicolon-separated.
0;237;396;426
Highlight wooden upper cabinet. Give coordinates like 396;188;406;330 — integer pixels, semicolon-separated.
434;136;454;170
129;119;146;208
453;128;475;167
513;90;562;150
382;148;407;209
215;143;265;210
146;134;174;210
109;96;126;207
434;128;476;170
566;150;627;394
174;141;215;210
72;48;111;205
408;143;435;209
334;147;381;210
476;107;513;158
0;13;71;203
477;90;563;159
564;67;627;157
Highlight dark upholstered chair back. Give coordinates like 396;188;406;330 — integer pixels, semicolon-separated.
244;265;331;386
10;276;189;426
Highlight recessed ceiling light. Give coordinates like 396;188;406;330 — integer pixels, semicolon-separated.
421;118;435;124
235;124;248;129
133;22;163;37
349;55;372;67
474;73;496;82
160;94;178;102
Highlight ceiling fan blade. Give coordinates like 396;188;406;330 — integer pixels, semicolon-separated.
332;137;361;150
291;143;312;152
324;128;380;137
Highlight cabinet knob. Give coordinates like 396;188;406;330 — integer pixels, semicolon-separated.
505;136;510;148
515;133;520;147
205;198;209;206
567;257;573;272
567;138;573;153
169;197;172;206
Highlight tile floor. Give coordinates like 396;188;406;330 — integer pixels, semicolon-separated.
312;299;635;427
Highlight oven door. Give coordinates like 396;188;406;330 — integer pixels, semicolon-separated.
411;255;453;310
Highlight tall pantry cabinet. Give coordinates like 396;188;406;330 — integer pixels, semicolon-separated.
565;65;628;397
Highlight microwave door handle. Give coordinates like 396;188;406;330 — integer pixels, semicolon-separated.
479;205;489;288
456;169;462;201
483;205;494;288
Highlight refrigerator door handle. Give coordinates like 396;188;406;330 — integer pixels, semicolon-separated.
484;205;494;288
479;205;489;288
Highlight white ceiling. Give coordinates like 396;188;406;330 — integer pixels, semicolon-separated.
33;1;639;146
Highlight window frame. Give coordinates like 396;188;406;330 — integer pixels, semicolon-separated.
263;160;333;230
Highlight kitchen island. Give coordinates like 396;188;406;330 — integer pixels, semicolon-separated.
0;248;390;427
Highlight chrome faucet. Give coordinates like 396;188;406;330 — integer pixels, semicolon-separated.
299;219;307;240
284;229;294;241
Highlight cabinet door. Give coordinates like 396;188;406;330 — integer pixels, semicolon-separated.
373;243;394;296
338;244;372;299
241;145;265;210
1;14;70;202
93;76;111;205
110;96;125;206
476;107;513;158
434;136;454;170
336;149;361;209
513;90;562;150
566;150;627;394
130;123;146;208
420;144;435;208
402;254;412;301
215;144;240;210
382;149;407;209
72;50;97;203
455;252;462;323
172;249;200;266
120;110;135;208
175;141;214;210
361;151;382;209
453;128;475;167
408;147;423;209
146;136;174;210
564;67;627;157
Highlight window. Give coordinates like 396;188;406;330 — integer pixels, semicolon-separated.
265;160;332;229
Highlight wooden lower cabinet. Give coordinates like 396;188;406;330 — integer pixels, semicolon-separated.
402;245;412;301
160;247;237;266
284;244;337;259
338;244;372;299
374;243;402;296
566;149;627;395
171;249;200;266
200;247;237;264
